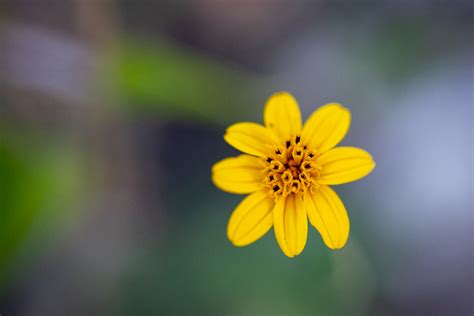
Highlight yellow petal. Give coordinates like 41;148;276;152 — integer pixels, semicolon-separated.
224;122;278;157
318;147;375;185
301;103;351;153
272;198;293;257
263;92;302;142
227;190;274;247
273;194;308;257
211;155;264;194
304;185;349;249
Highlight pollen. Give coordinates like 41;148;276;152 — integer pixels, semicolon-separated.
262;135;321;200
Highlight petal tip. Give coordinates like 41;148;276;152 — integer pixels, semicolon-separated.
270;91;294;98
231;239;249;247
328;103;351;119
294;248;304;256
223;132;231;144
366;158;376;176
322;237;337;250
334;242;348;250
370;160;376;170
210;160;221;174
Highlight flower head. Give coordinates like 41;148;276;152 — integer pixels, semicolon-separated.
212;92;375;257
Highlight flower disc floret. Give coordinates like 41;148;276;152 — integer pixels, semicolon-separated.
262;135;321;200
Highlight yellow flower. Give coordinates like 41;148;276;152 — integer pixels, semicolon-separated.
212;92;375;257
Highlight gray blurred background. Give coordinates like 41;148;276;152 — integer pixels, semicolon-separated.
0;1;472;315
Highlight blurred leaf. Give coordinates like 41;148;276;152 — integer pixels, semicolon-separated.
0;126;84;292
365;16;466;85
107;37;263;125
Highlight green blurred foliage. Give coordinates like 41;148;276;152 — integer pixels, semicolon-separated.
108;37;264;125
0;125;84;291
115;193;375;316
365;15;468;85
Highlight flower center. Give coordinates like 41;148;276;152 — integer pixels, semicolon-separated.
262;135;321;200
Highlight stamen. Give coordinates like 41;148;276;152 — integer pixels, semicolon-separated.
264;173;279;185
270;161;285;172
288;159;298;168
292;146;304;164
262;141;320;200
291;180;301;193
301;161;312;171
310;183;319;194
299;172;309;182
282;171;293;184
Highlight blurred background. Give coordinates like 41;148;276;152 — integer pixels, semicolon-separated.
0;0;472;315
